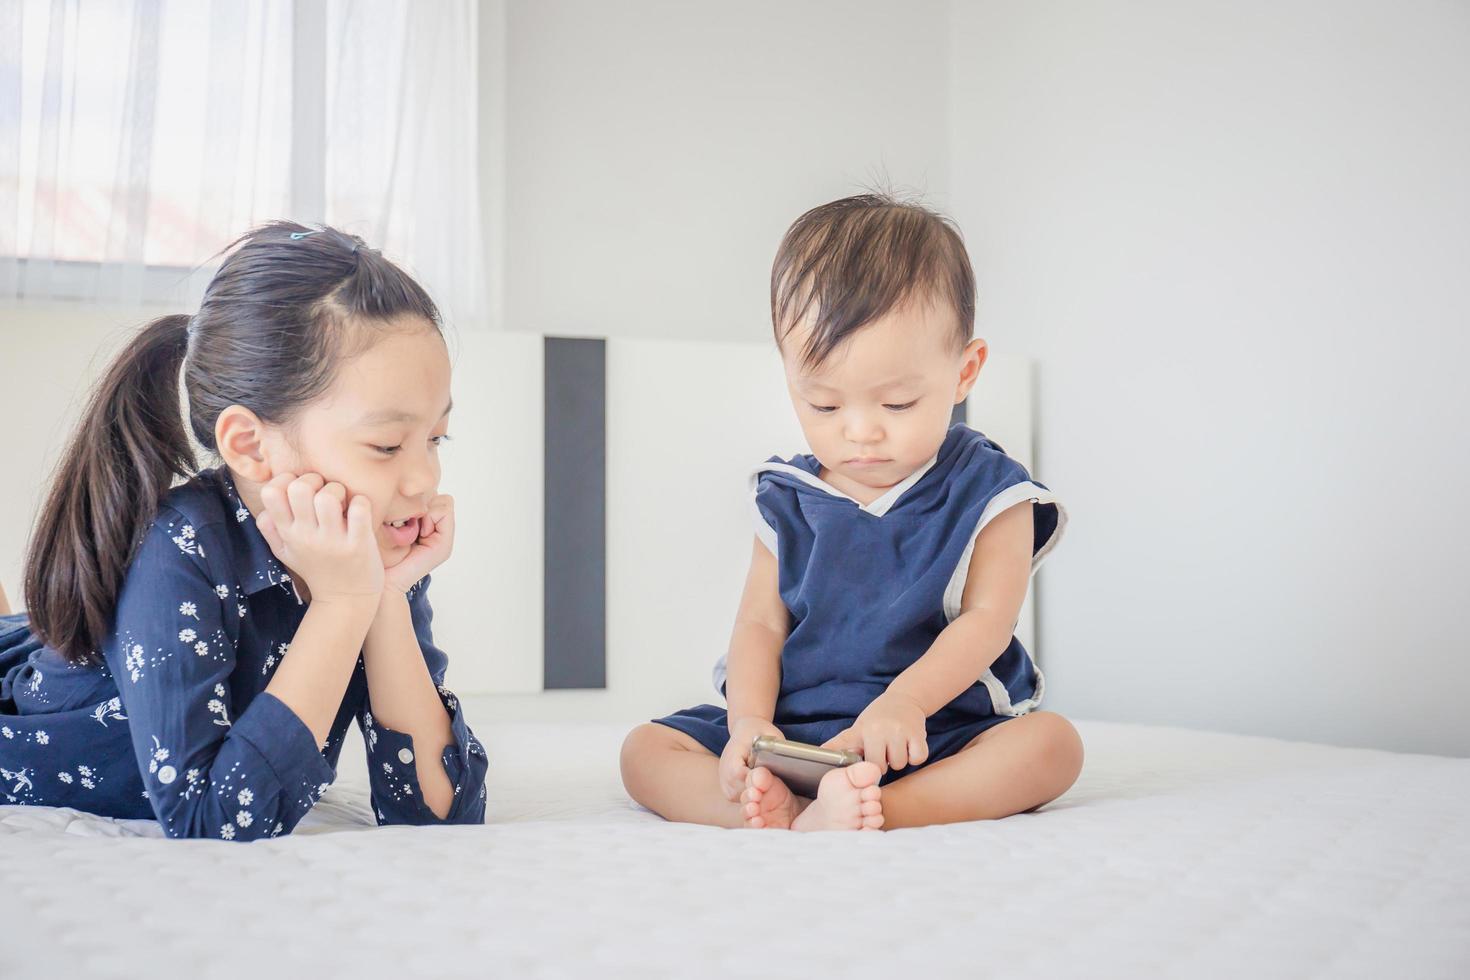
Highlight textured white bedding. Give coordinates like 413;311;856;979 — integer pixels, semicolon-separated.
1;717;1465;979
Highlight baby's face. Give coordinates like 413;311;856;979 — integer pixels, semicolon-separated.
781;299;985;500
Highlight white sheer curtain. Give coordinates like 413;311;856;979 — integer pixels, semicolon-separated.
0;0;487;328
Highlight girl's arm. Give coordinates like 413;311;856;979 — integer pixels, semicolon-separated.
356;495;487;825
358;587;460;821
109;512;357;841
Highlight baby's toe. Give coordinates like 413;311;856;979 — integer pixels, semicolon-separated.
845;761;882;789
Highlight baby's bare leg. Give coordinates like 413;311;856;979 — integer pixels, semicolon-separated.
619;723;746;828
880;711;1083;829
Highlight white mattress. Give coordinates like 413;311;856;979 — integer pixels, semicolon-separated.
1;717;1465;979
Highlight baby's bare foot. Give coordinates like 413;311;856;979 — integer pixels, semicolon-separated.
791;762;884;832
741;766;802;829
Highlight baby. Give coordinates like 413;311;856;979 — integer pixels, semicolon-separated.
621;194;1082;830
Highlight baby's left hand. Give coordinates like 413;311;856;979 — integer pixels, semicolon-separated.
823;691;929;775
383;494;456;595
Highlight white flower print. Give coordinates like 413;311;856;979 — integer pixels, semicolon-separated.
382;762;394;774
123;646;144;683
93;696;127;726
147;736;170;776
317;782;330;798
35;731;49;745
220;823;235;841
261;653;276;676
236;810;253;828
77;765;92;777
80;777;95;789
206;697;231;727
194;641;209;657
186;768;200;783
235;506;250;523
57;771;73;784
1;726;12;739
179;601;198;619
172;525;200;556
0;767;33;795
27;669;42;693
178;628;197;644
237;604;247;618
215;584;231;600
238;788;254;806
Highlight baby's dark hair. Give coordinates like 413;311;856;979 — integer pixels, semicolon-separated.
771;193;976;369
24;221;440;664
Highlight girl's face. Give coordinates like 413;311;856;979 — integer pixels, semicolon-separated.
781;299;985;503
256;321;453;569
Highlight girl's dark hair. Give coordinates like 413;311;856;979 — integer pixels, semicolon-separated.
771;192;976;369
23;221;440;663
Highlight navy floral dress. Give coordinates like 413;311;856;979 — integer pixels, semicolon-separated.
0;468;487;839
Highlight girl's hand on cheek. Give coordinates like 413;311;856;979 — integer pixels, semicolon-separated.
254;472;385;603
383;493;455;595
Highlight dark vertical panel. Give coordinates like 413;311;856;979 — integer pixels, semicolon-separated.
543;337;606;689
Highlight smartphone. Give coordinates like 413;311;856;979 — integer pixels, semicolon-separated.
748;735;863;797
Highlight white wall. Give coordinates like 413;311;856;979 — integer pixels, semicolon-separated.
947;0;1470;755
501;0;951;342
0;306;142;599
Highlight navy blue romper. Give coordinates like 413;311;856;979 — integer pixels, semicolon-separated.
0;468;488;839
654;424;1066;786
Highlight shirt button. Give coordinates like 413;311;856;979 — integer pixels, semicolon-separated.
397;748;414;764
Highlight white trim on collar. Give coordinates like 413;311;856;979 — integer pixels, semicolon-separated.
750;452;941;518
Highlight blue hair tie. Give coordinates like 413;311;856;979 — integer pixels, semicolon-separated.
289;230;320;240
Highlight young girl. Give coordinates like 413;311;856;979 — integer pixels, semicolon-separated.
621;194;1084;831
0;223;487;839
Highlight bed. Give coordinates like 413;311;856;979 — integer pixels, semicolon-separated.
1;713;1465;979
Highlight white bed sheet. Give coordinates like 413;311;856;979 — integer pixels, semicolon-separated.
1;718;1465;979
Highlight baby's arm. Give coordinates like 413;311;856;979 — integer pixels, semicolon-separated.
826;501;1035;771
717;536;790;799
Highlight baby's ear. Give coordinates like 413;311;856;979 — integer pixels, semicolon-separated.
956;338;989;400
214;405;273;483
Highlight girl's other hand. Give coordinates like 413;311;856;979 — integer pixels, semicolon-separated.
720;715;783;801
255;472;384;603
382;493;455;595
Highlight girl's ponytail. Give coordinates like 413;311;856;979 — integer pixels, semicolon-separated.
24;314;195;663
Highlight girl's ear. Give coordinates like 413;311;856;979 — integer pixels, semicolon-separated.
955;338;989;404
215;405;273;483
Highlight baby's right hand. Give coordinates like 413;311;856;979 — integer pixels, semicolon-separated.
720;716;782;801
255;473;384;603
